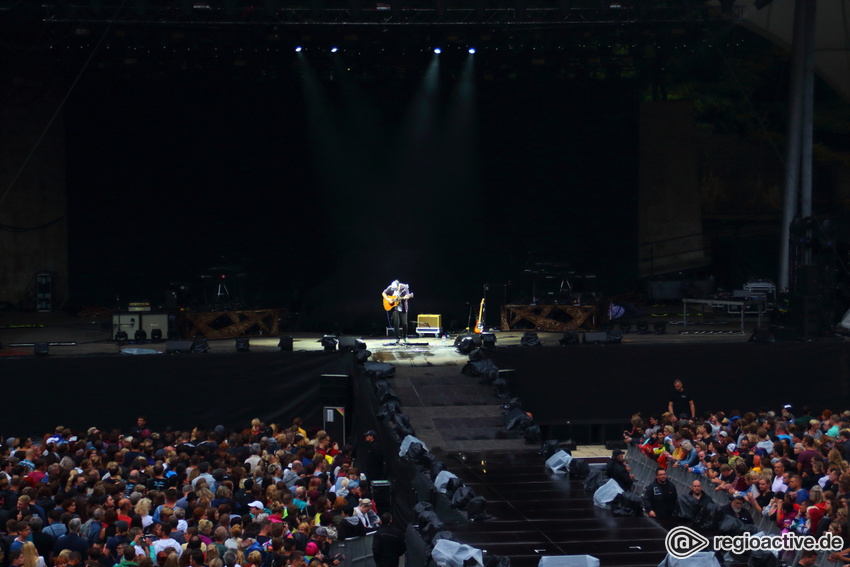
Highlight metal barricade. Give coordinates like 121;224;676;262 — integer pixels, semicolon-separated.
624;440;850;564
329;534;377;567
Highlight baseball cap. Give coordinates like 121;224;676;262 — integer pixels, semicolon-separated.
316;527;328;537
359;498;372;507
365;430;377;437
247;500;264;509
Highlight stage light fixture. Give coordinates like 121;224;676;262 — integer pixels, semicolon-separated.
468;47;476;54
636;321;649;334
618;321;632;333
521;331;541;347
434;47;441;54
235;337;250;352
559;331;580;345
134;329;147;342
331;47;338;53
191;338;210;353
481;332;496;348
653;321;667;334
321;335;338;352
295;46;302;52
151;329;163;341
455;335;476;354
116;331;128;343
34;342;49;357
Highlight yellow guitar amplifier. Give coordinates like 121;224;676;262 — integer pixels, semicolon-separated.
417;314;441;328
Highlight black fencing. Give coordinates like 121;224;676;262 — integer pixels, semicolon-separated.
0;351;352;435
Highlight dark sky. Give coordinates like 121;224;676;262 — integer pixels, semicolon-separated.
63;47;639;330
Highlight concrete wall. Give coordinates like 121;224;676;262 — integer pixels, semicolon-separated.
0;58;67;308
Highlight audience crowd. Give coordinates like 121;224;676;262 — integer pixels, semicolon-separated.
624;383;850;563
0;416;402;567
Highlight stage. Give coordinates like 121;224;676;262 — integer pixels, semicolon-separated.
2;309;848;439
3;308;848;566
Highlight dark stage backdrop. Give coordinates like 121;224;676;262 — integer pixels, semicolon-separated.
0;351;352;437
491;341;850;423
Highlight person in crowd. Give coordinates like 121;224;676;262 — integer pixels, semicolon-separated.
605;450;634;491
721;493;754;524
371;513;404;567
667;380;695;422
644;468;677;519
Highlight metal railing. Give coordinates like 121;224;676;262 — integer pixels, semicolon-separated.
626;445;842;567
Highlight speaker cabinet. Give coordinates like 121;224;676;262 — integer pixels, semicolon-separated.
320;374;350;407
113;313;140;340
141;313;168;340
166;340;192;354
323;406;346;446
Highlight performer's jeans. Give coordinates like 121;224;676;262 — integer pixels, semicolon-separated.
392;310;408;341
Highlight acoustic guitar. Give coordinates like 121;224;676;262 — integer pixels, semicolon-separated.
383;292;413;311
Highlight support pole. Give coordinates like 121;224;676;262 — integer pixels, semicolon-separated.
778;0;813;291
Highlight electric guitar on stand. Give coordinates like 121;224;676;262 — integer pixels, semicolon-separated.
474;298;485;333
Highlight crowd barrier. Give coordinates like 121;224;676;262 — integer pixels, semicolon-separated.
329;533;377;567
625;445;843;567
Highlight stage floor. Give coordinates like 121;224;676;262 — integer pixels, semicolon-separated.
0;307;769;359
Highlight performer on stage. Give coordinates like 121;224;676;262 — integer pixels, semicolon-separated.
382;280;413;344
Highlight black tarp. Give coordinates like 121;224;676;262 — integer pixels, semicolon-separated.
490;341;850;421
0;351;351;435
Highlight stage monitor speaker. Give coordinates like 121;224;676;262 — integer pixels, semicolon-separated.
323;406;346;446
520;332;541;347
321;335;338;352
560;331;580;345
235;337;250;352
749;328;774;343
481;332;496;348
455;335;477;353
338;336;365;351
320;374;350;407
583;331;608;344
191;338;210;353
498;369;516;395
166;340;192;354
